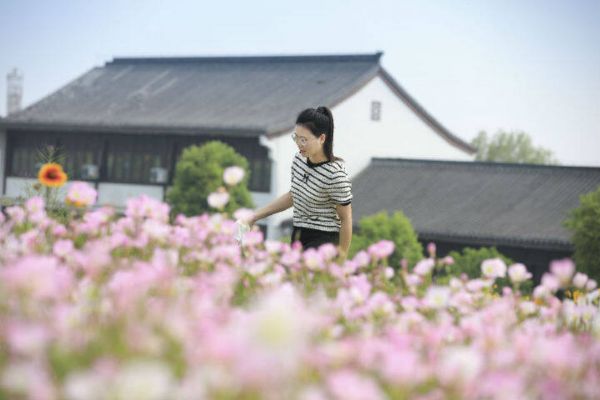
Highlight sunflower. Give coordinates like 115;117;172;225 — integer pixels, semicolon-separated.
38;163;68;187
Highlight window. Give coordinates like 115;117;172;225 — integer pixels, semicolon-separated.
8;132;60;177
371;101;382;121
105;135;171;184
57;135;103;181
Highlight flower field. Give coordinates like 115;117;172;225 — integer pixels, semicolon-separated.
1;191;599;399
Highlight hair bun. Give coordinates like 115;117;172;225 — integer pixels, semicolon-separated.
316;106;329;116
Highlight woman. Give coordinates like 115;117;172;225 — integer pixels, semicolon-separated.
249;106;353;259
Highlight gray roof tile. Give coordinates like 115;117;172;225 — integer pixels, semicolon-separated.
351;158;600;249
5;54;383;135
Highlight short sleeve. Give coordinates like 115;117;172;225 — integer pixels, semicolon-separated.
328;164;353;206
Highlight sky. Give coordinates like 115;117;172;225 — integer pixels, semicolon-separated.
1;0;599;166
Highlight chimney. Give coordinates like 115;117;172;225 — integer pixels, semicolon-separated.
7;68;23;115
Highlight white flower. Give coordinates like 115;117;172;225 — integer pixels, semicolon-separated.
424;286;451;309
519;301;537;316
508;263;532;284
438;346;483;384
223;166;245;186
573;272;588;289
481;258;507;279
65;370;108;400
207;188;230;210
112;360;174;400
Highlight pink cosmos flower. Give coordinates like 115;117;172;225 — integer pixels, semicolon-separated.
233;208;254;223
327;369;385;400
352;250;370;268
414;258;435;276
427;242;436;257
541;273;560;293
53;239;74;258
367;240;394;260
441;255;455;265
66;181;98;208
549;258;575;287
572;272;588;289
302;249;324;271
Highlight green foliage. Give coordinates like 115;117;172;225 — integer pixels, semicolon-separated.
447;247;513;279
166;141;254;217
471;130;558;165
350;211;423;268
564;186;600;282
444;246;534;294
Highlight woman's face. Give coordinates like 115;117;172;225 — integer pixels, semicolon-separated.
293;125;325;158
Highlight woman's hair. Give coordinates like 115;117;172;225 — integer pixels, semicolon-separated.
296;106;341;161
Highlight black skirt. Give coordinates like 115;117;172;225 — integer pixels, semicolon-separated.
291;226;339;249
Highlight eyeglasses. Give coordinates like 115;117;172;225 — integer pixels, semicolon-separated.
291;132;310;146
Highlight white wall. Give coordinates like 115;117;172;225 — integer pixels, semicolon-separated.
265;74;474;239
97;183;163;209
0;130;5;195
333;75;473;178
5;177;71;200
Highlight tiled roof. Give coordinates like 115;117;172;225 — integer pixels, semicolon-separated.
1;53;473;151
351;158;600;250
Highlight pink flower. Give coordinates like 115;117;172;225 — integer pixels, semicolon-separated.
327;369;385;400
318;243;338;261
541;273;560;293
549;258;575;287
66;181;97;208
413;258;435;276
427;242;436;257
53;239;74;258
125;195;169;222
25;196;46;223
303;248;324;270
233;208;254;223
441;256;455;265
367;240;394;260
6;205;26;224
0;255;74;300
243;230;264;247
572;272;588;289
352;251;370;268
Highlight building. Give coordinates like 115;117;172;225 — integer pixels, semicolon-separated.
351;158;600;280
0;53;475;238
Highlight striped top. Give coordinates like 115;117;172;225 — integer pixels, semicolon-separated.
290;153;353;232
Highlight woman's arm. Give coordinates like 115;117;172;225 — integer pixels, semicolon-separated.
336;203;353;261
249;191;293;226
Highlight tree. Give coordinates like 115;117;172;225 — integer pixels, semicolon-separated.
564;186;600;282
471;130;558;164
350;211;423;269
166;141;254;217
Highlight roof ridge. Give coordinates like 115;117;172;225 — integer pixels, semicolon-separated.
370;157;600;172
106;52;384;66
